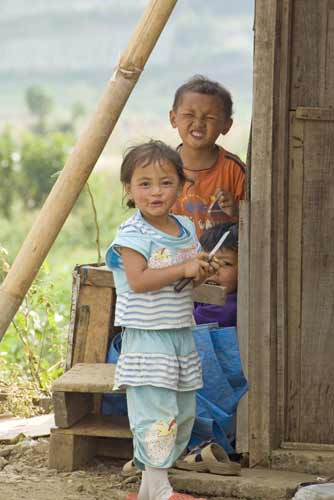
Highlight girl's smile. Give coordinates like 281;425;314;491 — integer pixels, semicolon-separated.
126;160;182;228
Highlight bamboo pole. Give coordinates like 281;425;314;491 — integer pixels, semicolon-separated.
0;0;178;340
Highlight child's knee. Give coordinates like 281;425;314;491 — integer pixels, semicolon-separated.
140;417;178;467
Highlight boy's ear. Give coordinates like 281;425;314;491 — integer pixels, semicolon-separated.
221;118;233;136
169;109;177;129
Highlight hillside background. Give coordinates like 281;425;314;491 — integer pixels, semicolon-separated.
0;1;254;391
1;0;254;160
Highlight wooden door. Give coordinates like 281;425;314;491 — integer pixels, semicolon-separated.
287;108;334;444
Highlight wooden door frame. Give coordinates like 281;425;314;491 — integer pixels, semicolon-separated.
248;0;292;466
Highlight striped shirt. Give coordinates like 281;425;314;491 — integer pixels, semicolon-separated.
106;210;200;330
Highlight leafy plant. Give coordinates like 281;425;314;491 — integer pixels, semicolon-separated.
0;245;68;394
19;131;73;208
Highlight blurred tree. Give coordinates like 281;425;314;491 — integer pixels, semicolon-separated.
0;126;18;218
19;132;73;208
71;101;86;124
25;85;54;134
57;100;86;134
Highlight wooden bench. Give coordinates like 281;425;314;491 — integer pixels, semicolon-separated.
49;264;226;471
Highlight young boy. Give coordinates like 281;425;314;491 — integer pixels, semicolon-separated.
170;75;245;237
194;222;238;327
190;222;247;458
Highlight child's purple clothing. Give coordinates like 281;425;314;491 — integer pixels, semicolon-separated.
193;292;237;328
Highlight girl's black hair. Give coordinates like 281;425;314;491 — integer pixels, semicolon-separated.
120;140;188;209
200;222;238;253
172;74;233;120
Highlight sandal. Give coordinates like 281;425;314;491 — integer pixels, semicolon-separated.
175;443;241;476
122;459;140;477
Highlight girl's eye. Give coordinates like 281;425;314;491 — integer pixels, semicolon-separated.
139;182;150;187
162;180;173;186
222;260;232;267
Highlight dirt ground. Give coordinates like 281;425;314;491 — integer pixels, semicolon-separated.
0;437;139;500
0;437;229;500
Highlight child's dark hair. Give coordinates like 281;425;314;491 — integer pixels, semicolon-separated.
120;140;188;209
200;222;238;253
172;75;233;120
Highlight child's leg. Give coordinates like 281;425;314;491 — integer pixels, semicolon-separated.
127;386;197;500
175;390;196;454
145;467;172;500
138;470;150;500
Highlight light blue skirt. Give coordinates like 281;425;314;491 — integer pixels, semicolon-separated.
113;327;203;392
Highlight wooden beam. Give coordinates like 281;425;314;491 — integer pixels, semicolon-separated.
53;391;93;428
52;363;118;393
236;201;249;453
0;0;178;340
192;284;226;305
249;0;278;466
249;0;293;465
79;265;115;288
49;431;96;472
52;414;132;439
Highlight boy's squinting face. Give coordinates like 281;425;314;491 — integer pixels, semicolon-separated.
207;247;238;294
169;92;233;150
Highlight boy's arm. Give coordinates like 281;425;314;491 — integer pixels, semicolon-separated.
120;247;212;293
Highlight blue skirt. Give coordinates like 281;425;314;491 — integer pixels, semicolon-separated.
113;327;203;392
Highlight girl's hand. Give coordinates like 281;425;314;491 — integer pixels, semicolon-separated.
214;188;238;217
183;252;221;283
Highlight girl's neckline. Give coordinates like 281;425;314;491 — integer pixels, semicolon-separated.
138;211;188;239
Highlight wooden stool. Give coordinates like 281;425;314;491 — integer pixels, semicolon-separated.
49;363;132;471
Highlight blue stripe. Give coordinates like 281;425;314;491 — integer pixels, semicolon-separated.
118;366;202;383
119;352;199;362
117;307;192;317
118;314;192;324
118;305;191;314
116;373;201;387
118;359;201;372
117;358;201;370
118;297;192;307
120;352;199;361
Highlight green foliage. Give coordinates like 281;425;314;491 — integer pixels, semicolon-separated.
25;85;54;134
0;126;18;218
0;247;68;393
0;169;126;408
18;131;73;208
0;127;74;215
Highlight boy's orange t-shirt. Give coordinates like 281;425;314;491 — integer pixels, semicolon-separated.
171;147;245;237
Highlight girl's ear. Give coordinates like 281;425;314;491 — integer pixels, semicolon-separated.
124;184;133;202
169;109;177;129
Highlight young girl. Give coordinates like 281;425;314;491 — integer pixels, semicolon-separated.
106;140;219;500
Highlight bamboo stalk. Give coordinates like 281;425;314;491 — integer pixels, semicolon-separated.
0;0;178;340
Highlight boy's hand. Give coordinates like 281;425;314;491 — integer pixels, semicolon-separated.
214;188;238;217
